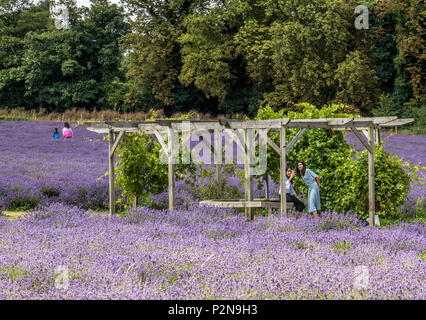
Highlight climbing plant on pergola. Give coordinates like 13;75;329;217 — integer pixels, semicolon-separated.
86;116;413;227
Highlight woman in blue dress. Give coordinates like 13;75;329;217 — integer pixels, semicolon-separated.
297;161;320;218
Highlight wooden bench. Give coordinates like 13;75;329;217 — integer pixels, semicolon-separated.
199;198;294;218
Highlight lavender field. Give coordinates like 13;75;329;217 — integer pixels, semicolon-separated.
0;120;425;300
0;203;425;299
0;121;110;210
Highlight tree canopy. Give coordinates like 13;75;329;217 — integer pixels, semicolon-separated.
0;0;424;125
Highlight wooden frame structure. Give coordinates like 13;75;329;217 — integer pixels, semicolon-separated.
86;116;413;226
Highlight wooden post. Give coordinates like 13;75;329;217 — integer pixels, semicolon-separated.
280;123;287;217
264;173;270;199
368;126;375;227
376;128;381;145
168;126;175;211
216;164;223;198
108;129;116;217
214;129;223;198
132;196;137;209
244;129;253;219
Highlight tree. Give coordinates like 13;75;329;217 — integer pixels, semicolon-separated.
335;50;380;114
178;0;268;116
264;0;356;107
371;0;425;127
0;0;52;109
20;0;129;111
121;0;213;114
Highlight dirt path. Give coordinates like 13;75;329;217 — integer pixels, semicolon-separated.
0;211;28;220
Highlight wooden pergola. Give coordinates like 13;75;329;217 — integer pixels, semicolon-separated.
86;116;414;226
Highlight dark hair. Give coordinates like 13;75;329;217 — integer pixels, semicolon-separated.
297;161;306;176
54;128;58;131
64;122;70;129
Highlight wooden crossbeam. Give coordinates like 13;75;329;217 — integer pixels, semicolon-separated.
266;135;280;155
223;128;245;152
286;119;331;129
170;121;221;131
218;119;283;129
350;127;373;154
223;133;236;155
201;136;215;154
379;118;414;127
85;117;414;134
234;129;247;153
286;128;307;154
86;117;416;137
153;130;168;156
110;131;124;155
86;127;109;134
328;118;354;125
358;116;397;124
171;132;193;159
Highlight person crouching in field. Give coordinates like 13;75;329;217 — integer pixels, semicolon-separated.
278;167;306;214
297;161;320;218
53;128;60;139
62;122;74;139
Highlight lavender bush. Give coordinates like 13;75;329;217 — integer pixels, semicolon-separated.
0;203;424;299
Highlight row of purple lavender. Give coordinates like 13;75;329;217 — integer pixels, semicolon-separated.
0;203;424;299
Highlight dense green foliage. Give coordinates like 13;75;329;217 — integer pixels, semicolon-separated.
115;132;168;203
344;147;412;219
254;103;417;219
113;112;201;209
0;0;424;126
0;0;129;112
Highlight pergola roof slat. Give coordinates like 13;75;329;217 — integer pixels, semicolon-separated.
84;117;414;133
379;118;414;127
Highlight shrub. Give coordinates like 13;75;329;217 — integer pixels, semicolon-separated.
254;103;415;219
8;196;40;211
255;103;357;210
113;112;199;210
347;146;411;220
41;186;61;198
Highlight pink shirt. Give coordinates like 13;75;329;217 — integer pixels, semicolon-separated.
62;127;73;138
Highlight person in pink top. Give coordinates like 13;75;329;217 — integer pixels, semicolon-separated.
62;122;74;139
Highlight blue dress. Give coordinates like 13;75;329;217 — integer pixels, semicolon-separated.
303;168;321;213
